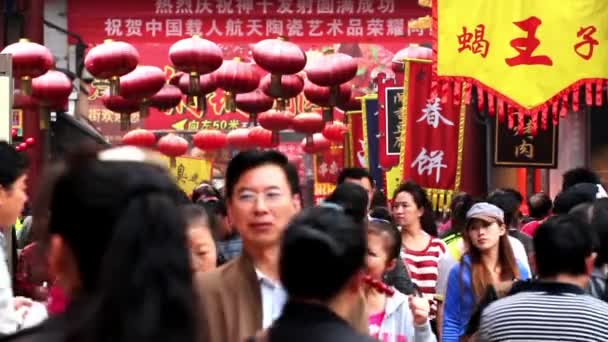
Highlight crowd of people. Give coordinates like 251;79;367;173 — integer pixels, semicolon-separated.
0;140;607;341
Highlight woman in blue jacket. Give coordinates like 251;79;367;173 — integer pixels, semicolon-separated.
442;203;531;341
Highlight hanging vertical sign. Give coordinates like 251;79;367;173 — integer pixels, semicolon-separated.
400;59;466;211
362;94;385;191
347;110;366;169
377;75;403;169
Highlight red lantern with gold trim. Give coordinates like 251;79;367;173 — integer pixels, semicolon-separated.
303;80;351;122
149;84;182;111
214;57;260;112
248;126;278;149
322;120;347;143
177;72;217;114
258;109;294;145
1;38;54;95
301;133;331;154
102;94;140;131
391;44;432;73
169;35;223;96
84;39;139;96
292;112;325;146
158;133;188;167
260;73;304;110
119;65;166;119
236;89;274;126
306;49;357;111
192;130;227;151
252;36;306;98
32;70;72;128
121;129;156;147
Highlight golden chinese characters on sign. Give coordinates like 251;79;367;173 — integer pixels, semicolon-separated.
160;155;213;196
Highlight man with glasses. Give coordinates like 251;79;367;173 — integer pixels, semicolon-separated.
196;150;303;341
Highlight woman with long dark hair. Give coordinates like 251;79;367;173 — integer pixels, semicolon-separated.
4;146;198;342
391;182;445;319
442;203;530;341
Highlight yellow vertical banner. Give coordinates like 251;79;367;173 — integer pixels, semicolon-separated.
160;155;213;197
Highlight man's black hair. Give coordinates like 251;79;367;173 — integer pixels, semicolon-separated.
487;189;521;227
337;167;374;188
528;192;553;219
225;150;300;199
534;215;596;278
562;167;601;191
553;185;597;214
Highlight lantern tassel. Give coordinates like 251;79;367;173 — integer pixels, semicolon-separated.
329;85;339;107
109;76;120;97
271;131;280;145
248;113;258;127
139;103;150;119
120;113;131;131
20;77;32;96
224;92;236;112
322;107;334;122
189;72;200;94
170;157;177;168
39;107;49;130
269;74;283;98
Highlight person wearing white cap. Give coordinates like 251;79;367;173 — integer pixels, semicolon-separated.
441;203;531;341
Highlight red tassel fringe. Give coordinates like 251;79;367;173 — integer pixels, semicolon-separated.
531;111;539;136
552;101;559;126
517;109;524;135
441;82;450;104
488;94;495;116
476;87;484;113
541;106;548;130
560;94;569;117
586;82;593;106
464;82;472;105
453;82;462;106
572;87;580;112
596;80;604;106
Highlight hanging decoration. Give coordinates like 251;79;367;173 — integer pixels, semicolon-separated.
169;35;223;98
119;65;166;118
84;39;139;96
235;89;275;126
1;38;54;95
258;109;294;145
192;130;227;151
102;94;141;131
176;72;217;114
214;57;260;112
260;73;304;111
157;133;189;167
226;127;253;150
31;70;73;128
148;84;183;111
248;126;279;149
292;112;325;146
121;129;156;147
303;80;351;122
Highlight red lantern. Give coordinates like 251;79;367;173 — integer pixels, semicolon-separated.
169;35;223;95
32;70;72;105
84;39;139;96
102;94;140;131
25;137;35;146
258;109;294;144
391;44;433;73
177;72;217;113
192;130;227;151
301;133;331;154
306;50;357;86
122;129;156;147
214;57;261;112
149;84;182;111
12;89;40;111
1;38;54;95
169;71;184;87
303;80;351;122
292;112;325;146
252;37;306;98
236;89;274;126
227;128;252;150
119;65;166;118
249;126;279;149
260;73;304;110
338;86;365;113
322;121;347;143
158;133;189;167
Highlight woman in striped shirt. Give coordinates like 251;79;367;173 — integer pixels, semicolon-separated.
392;182;446;318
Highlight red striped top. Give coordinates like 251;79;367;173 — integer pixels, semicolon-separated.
401;236;447;302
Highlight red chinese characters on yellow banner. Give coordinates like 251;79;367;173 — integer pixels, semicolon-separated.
434;0;608;120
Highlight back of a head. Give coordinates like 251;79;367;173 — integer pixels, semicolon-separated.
562;167;601;191
0;141;29;188
591;199;608;266
528;192;552;219
553;185;597;214
280;206;366;302
46;147;196;342
369;206;394;224
225;150;300;199
487;190;520;227
534;215;595;279
450;192;474;232
325;182;369;224
337;167;374;187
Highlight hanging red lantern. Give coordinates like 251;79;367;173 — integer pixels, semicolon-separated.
84;39;139;96
249;126;279;149
338;86;365;113
25;137;35;146
192;130;227;151
169;35;223;96
119;65;166;118
322;120;347;143
301;133;331;154
177;72;217;113
260;73;304;110
1;38;54;95
236;89;274;126
292;112;325;146
258;109;294;144
121;129;156;147
391;44;433;73
169;71;184;87
214;57;261;112
149;84;182;111
252;36;306;98
12;89;40;111
303;80;351;122
306;49;357;109
158;133;189;167
227;128;253;150
102;94;140;131
31;70;72;128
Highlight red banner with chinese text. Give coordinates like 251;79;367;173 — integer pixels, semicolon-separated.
377;75;402;169
313;145;345;203
68;0;431;141
347;111;367;169
400;60;465;211
434;0;608;129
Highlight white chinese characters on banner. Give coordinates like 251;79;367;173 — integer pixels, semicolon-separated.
411;147;447;184
357;139;367;168
329;161;339;175
416;97;454;128
319;161;329;177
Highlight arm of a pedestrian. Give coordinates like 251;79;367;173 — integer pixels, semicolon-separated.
442;266;462;342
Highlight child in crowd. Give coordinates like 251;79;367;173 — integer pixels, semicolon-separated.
182;204;220;274
365;218;436;342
